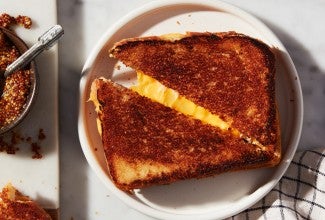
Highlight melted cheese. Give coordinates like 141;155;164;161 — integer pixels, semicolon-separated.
131;71;266;149
131;71;266;150
89;79;103;137
131;71;230;131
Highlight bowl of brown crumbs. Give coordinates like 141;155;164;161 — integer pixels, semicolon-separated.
0;13;38;135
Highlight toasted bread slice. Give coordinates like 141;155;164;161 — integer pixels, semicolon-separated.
0;183;51;220
110;32;279;151
90;78;279;192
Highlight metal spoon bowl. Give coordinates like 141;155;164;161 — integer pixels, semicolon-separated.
0;27;38;135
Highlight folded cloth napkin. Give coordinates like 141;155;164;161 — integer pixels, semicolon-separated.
230;148;325;220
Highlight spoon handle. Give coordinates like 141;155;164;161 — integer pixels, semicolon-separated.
4;25;64;78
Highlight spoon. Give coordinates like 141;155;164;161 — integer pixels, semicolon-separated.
0;25;64;134
0;25;64;96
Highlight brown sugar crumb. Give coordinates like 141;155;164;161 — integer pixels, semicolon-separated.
15;15;32;29
176;21;181;25
38;128;46;140
0;13;32;29
0;68;32;128
4;144;19;154
0;13;16;28
0;131;20;154
31;142;42;159
31;128;47;159
0;129;47;159
10;131;22;145
0;17;32;129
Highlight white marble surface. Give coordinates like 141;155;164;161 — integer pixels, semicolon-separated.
58;0;325;219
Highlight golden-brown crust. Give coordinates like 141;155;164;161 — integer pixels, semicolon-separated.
92;79;278;192
90;31;281;192
0;183;51;220
110;32;278;148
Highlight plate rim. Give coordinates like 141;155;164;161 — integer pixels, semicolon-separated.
78;0;303;219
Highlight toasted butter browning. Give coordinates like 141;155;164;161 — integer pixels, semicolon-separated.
110;32;278;148
131;71;266;149
90;32;281;192
0;183;51;219
91;79;278;191
131;71;229;129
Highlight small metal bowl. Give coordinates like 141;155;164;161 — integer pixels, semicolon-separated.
0;27;39;135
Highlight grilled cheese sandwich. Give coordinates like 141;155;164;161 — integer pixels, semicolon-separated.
131;71;230;130
0;183;51;220
110;32;279;148
90;31;281;192
131;71;267;148
90;78;277;192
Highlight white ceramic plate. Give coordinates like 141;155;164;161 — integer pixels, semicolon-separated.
0;0;59;211
79;0;303;219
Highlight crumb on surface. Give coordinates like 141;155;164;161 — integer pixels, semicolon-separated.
38;128;46;140
0;13;32;29
31;142;42;159
0;13;33;129
0;129;47;159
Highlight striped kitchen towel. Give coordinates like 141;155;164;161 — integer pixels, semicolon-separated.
231;148;325;220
